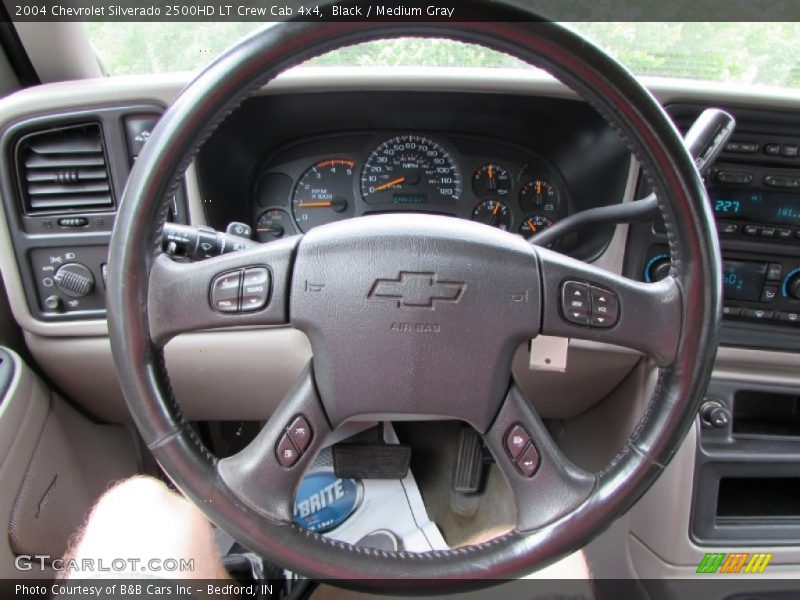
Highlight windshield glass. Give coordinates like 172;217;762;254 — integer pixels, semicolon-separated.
84;22;800;90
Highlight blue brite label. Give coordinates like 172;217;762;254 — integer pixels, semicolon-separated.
293;472;362;533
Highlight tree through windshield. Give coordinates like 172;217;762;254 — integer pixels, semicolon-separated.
84;22;800;90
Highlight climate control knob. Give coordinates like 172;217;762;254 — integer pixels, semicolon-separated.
644;254;671;283
53;263;95;298
786;272;800;300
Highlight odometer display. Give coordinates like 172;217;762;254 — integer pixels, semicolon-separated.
360;135;461;205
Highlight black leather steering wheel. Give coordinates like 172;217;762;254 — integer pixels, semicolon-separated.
107;4;721;589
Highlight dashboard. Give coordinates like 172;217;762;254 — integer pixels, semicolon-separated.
194;90;632;266
0;62;799;591
249;132;570;244
626;103;800;353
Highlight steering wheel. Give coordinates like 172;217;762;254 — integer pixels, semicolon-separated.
107;4;721;588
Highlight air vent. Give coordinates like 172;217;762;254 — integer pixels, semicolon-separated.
16;123;114;213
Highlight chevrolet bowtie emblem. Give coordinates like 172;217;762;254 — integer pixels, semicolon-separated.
368;272;465;309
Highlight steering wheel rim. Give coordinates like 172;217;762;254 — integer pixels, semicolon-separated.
107;6;721;588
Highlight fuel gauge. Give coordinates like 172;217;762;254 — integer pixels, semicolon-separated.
256;208;296;241
472;199;512;231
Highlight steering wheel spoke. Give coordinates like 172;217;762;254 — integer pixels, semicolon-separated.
485;380;595;532
537;246;682;366
147;236;299;346
217;366;331;523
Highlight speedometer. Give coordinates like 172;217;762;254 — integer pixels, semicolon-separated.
360;135;461;205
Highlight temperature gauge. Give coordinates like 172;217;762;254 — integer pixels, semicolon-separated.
256;209;296;241
471;199;512;231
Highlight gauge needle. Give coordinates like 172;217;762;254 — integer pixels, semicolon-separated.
527;218;538;233
296;201;333;208
492;202;501;216
374;176;406;192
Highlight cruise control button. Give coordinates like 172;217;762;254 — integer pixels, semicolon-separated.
287;415;312;453
240;267;270;312
276;433;299;468
210;270;241;313
590;286;619;327
515;444;540;477
505;424;530;459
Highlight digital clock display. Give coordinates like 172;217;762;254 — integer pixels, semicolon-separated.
710;188;800;226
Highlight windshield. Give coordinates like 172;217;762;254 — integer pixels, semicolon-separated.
84;22;800;90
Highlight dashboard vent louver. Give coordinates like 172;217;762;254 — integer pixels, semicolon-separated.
16;123;114;213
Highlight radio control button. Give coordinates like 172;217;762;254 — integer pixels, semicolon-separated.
561;281;590;325
776;311;800;325
743;308;774;321
760;226;777;238
726;142;758;154
743;225;760;236
765;143;781;156
778;227;793;240
760;287;778;303
764;175;800;188
782;144;799;158
722;305;742;318
590;286;619;327
766;263;784;282
717;222;739;235
715;171;752;184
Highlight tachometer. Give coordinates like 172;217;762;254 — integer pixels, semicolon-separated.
360;135;461;205
292;159;355;232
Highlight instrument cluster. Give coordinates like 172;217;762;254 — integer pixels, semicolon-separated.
251;132;570;245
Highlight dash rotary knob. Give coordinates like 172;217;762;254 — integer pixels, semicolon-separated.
53;263;95;298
